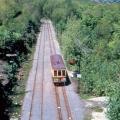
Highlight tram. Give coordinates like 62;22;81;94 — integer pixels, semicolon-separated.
50;54;68;83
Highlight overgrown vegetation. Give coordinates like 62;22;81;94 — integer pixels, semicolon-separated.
0;0;44;119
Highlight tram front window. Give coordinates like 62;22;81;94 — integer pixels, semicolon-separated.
62;70;65;76
58;70;61;76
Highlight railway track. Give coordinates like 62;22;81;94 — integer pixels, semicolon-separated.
47;22;63;120
22;23;46;120
47;21;73;120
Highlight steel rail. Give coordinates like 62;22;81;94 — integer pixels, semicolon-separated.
40;22;46;120
47;22;63;120
48;21;73;120
62;87;73;120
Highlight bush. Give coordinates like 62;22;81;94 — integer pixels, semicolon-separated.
107;81;120;120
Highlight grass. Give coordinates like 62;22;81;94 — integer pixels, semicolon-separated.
90;106;103;112
80;94;96;100
84;114;92;120
10;45;36;119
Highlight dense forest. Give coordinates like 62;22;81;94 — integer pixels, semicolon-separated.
0;0;120;120
0;0;45;119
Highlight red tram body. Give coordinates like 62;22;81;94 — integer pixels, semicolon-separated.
50;54;67;83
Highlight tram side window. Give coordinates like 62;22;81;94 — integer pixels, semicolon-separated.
62;70;65;76
54;70;57;76
58;70;61;76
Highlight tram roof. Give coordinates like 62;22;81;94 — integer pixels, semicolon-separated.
50;54;66;69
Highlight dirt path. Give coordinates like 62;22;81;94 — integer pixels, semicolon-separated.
70;77;108;120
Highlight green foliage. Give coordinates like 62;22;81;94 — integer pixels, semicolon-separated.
58;3;120;96
107;81;120;120
0;0;44;118
0;0;43;55
4;61;18;92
